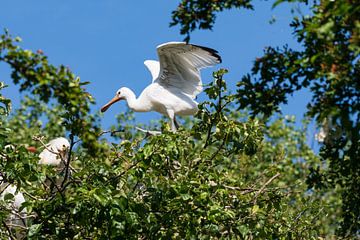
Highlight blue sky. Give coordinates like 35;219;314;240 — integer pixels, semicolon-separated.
0;1;312;131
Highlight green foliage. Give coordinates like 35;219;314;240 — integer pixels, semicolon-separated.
0;82;11;116
0;82;11;145
240;1;360;235
171;0;360;236
0;31;102;155
237;47;305;117
0;32;338;238
170;0;253;42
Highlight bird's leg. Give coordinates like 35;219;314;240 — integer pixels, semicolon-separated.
170;119;177;132
167;110;177;132
174;116;180;129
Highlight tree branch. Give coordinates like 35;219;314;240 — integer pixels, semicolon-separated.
253;173;281;204
2;220;16;240
60;134;74;190
135;127;161;136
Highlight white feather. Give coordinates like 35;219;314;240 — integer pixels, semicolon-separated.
38;137;70;166
144;60;160;82
156;42;221;99
101;42;221;132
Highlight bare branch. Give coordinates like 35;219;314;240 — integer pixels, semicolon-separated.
223;185;258;195
253;173;281;204
98;129;125;137
135;127;161;136
61;134;74;190
21;188;44;201
2;220;16;240
4;223;28;230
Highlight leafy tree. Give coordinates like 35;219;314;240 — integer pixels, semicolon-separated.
170;0;253;42
0;31;339;238
170;0;360;236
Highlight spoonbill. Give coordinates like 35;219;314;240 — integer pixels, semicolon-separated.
38;137;70;166
0;145;27;236
101;42;221;131
0;137;70;237
0;182;27;238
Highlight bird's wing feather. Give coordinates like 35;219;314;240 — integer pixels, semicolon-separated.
144;60;160;82
155;42;221;99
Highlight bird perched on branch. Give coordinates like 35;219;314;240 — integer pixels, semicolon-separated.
101;42;221;132
0;145;27;237
38;137;70;166
0;137;70;238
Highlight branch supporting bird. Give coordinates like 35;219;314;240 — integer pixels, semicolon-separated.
37;137;70;167
101;42;221;132
1;137;71;238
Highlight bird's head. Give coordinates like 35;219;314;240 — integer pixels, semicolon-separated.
101;87;127;112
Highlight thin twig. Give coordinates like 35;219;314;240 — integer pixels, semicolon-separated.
223;185;259;195
203;76;224;149
20;190;38;201
33;136;60;155
10;212;36;220
61;134;74;190
109;159;142;183
98;129;125;137
5;223;29;230
294;208;309;223
0;182;11;195
253;173;281;204
209;133;228;161
203;118;213;149
46;176;65;202
2;220;16;240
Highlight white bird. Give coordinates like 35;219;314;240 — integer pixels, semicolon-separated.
315;127;327;143
0;137;70;237
0;183;26;214
0;178;27;237
1;145;27;237
38;137;70;166
101;42;222;131
0;183;27;239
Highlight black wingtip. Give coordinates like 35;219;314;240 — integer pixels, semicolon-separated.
190;44;222;63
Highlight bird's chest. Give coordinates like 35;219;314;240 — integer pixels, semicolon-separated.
151;104;167;115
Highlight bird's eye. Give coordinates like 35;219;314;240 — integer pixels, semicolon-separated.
117;91;121;95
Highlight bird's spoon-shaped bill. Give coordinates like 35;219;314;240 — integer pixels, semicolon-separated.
101;96;122;112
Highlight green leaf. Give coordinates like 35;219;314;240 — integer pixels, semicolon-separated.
28;223;42;237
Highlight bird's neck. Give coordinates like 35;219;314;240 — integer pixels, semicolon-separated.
123;89;150;112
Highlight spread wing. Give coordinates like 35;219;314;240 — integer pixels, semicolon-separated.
155;42;221;99
144;60;160;82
